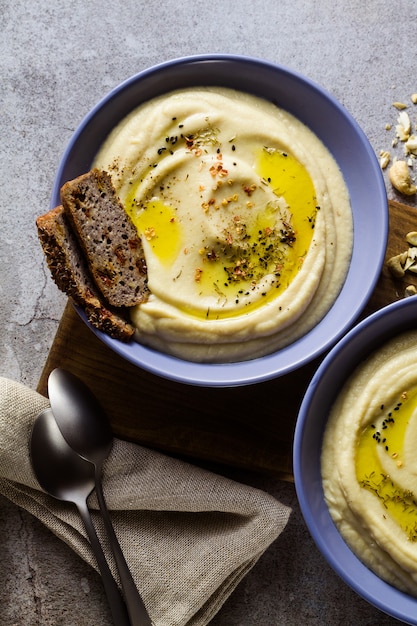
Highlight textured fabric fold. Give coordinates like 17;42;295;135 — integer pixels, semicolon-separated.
0;377;291;626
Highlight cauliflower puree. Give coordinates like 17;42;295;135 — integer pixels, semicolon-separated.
322;330;417;596
94;87;352;362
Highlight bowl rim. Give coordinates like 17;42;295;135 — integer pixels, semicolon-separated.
293;296;417;624
51;54;389;387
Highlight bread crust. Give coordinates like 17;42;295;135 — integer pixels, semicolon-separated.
36;205;135;342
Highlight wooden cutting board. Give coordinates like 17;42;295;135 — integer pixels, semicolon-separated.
37;200;417;480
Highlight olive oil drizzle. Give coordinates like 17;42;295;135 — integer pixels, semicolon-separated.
356;388;417;541
124;127;318;320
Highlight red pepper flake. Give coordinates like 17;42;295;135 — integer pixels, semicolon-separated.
209;162;228;178
243;183;257;196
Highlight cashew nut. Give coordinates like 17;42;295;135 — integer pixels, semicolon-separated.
393;102;408;110
379;150;390;169
389;160;417;196
406;232;417;246
405;285;417;297
387;251;408;277
405;135;417;156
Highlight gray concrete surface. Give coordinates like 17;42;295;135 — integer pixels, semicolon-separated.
1;0;416;623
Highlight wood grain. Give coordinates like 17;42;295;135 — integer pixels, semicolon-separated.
37;200;417;479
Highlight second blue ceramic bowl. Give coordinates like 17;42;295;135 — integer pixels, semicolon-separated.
294;297;417;625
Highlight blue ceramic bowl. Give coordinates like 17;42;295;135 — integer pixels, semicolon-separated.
51;54;388;387
294;297;417;624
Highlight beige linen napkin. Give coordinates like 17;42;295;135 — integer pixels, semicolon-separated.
0;377;290;626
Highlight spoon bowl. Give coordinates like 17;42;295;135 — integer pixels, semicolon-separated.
30;408;129;626
31;407;95;500
48;367;112;466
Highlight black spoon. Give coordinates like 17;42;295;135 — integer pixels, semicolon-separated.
48;368;152;626
30;408;130;626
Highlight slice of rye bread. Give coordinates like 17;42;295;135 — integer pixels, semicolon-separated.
60;168;149;308
36;205;136;342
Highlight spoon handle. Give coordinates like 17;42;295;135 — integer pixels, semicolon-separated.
76;499;130;626
95;472;153;626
